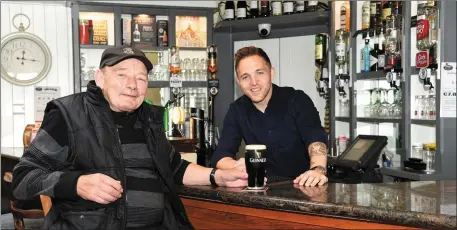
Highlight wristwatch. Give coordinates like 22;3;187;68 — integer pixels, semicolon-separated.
310;165;327;175
209;168;218;186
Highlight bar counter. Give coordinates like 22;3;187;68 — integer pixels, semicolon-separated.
179;179;456;229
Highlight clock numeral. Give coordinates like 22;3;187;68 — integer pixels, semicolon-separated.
4;49;12;55
19;40;26;47
3;55;9;63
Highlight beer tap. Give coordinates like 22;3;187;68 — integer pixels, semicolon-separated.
336;67;349;97
206;45;218;166
418;68;435;92
167;46;182;137
315;67;329;97
386;69;400;90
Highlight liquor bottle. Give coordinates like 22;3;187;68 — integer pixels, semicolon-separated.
335;28;349;67
416;1;428;50
362;38;371;72
377;25;386;70
249;1;259;18
169;46;181;74
260;1;270;17
370;1;379;30
385;14;400;69
236;1;247;19
207;45;218;75
370;36;379;71
340;3;347;30
224;1;235;20
283;1;294;15
307;1;318;12
295;1;306;13
271;1;283;16
315;34;328;70
362;1;371;30
133;24;141;42
382;1;393;25
426;1;438;48
339;1;350;32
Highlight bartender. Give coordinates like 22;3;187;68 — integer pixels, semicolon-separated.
211;46;328;187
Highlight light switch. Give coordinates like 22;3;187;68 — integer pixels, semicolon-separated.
12;104;25;114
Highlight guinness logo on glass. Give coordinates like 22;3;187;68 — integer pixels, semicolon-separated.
245;145;267;190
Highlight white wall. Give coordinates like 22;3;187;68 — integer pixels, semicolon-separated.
233;36;326;127
1;1;73;150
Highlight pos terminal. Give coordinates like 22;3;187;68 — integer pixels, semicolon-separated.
327;135;388;183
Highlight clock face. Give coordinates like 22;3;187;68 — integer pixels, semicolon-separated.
1;32;51;85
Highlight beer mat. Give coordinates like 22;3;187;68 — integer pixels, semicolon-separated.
241;186;269;192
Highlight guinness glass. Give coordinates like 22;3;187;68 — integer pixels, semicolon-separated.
245;145;267;189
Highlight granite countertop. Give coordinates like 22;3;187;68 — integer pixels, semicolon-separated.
179;180;456;229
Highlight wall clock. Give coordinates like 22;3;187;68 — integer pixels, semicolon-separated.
1;13;52;86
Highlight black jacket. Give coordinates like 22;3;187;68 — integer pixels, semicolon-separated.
12;81;193;229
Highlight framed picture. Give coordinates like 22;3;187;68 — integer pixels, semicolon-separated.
175;16;207;48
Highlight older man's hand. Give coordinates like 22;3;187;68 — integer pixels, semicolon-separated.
77;173;123;204
215;168;248;187
293;169;328;187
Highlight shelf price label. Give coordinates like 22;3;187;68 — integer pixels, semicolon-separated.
440;62;456;118
170;76;182;88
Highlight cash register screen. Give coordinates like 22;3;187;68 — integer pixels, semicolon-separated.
342;139;376;161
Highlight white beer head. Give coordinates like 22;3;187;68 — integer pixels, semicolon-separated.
246;145;266;158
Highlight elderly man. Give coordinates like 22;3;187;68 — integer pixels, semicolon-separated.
12;46;247;230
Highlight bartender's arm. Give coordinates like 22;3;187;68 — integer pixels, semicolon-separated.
292;91;329;187
210;104;243;169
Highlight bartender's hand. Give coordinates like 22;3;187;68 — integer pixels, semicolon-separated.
215;168;248;187
293;169;328;187
294;184;328;202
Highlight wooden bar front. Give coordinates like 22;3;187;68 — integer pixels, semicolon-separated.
181;198;419;229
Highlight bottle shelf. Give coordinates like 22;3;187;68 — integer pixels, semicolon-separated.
335;117;350;122
356;70;387;81
215;11;329;33
148;81;207;88
356;117;402;123
411;119;436;126
80;44;114;49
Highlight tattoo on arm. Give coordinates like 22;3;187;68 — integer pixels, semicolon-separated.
308;142;328;157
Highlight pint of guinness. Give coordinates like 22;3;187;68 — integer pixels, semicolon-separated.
245;145;267;189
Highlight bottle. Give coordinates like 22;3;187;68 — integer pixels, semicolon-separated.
370;1;378;30
375;1;383;29
260;1;270;17
370;36;379;71
163;31;168;45
315;34;328;71
169;46;181;74
133;23;141;42
341;1;351;32
295;1;306;13
271;1;283;16
236;1;247;19
340;3;347;30
88;20;94;44
385;14;398;69
382;1;393;23
335;28;349;67
377;26;386;70
224;1;235;20
307;1;318;12
249;1;259;18
283;1;294;15
362;1;371;30
426;1;438;49
207;45;218;74
362;39;371;72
